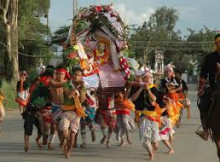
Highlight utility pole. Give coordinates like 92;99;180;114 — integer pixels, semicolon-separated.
73;0;78;18
45;13;49;55
71;0;78;45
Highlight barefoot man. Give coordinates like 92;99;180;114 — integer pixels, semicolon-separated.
59;68;86;158
47;66;69;149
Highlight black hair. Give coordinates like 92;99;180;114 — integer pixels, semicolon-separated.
157;91;167;108
175;69;182;75
215;34;220;41
41;65;55;77
56;64;67;70
72;67;83;75
90;90;95;96
46;65;55;69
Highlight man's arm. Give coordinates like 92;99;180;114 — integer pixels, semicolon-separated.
64;88;78;99
131;87;143;101
79;90;86;103
49;79;65;88
198;55;209;96
145;86;157;105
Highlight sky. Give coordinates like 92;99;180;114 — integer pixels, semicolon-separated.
48;0;220;36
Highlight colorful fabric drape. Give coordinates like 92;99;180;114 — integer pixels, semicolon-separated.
61;96;86;118
0;93;4;108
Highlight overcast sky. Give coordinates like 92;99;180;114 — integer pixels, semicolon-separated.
48;0;220;36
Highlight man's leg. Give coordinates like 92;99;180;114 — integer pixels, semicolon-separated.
80;122;87;148
100;116;107;144
64;131;76;158
59;119;69;150
142;137;155;160
24;115;35;152
89;123;96;142
197;88;212;140
48;123;56;150
213;133;220;161
122;115;133;145
162;140;174;154
64;112;80;158
106;127;113;148
34;117;43;149
42;123;50;145
24;135;30;152
60;129;68;150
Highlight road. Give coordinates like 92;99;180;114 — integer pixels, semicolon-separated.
0;91;218;162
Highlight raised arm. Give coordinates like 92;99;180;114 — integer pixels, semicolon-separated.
49;79;65;88
144;85;157;104
131;86;143;101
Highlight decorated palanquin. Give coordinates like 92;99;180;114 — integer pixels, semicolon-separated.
64;4;132;92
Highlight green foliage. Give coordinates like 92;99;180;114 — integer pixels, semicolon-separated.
75;19;89;34
25;68;39;84
62;47;80;73
51;25;70;45
1;80;17;110
185;27;216;64
18;0;52;71
51;20;88;46
18;0;50;40
148;6;178;32
129;6;181;65
129;6;216;73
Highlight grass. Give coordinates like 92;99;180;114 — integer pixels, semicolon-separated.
1;80;18;110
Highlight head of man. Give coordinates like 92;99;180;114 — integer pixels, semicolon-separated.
165;63;175;78
72;68;83;83
215;34;220;52
142;72;153;85
175;70;182;80
55;65;69;82
165;68;174;78
20;71;28;81
134;70;144;83
55;69;66;82
41;65;55;78
135;76;142;83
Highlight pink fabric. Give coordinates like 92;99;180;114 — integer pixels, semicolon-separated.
99;64;125;88
160;127;171;135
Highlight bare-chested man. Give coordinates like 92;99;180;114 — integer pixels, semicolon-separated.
47;66;69;149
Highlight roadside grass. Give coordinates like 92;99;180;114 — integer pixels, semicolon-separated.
1;80;18;110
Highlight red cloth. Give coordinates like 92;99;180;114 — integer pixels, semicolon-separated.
147;116;160;123
101;109;116;129
116;109;130;115
178;92;185;100
39;76;51;87
56;68;70;79
15;97;28;107
41;106;52;124
160;127;171;135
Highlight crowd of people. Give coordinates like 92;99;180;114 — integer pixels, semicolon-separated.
0;62;191;160
1;33;220;161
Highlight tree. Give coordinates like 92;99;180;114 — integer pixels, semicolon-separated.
51;25;70;45
129;6;182;68
185;27;216;69
0;0;51;81
18;0;51;72
0;0;19;82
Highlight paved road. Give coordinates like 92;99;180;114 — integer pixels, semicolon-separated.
0;91;218;162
